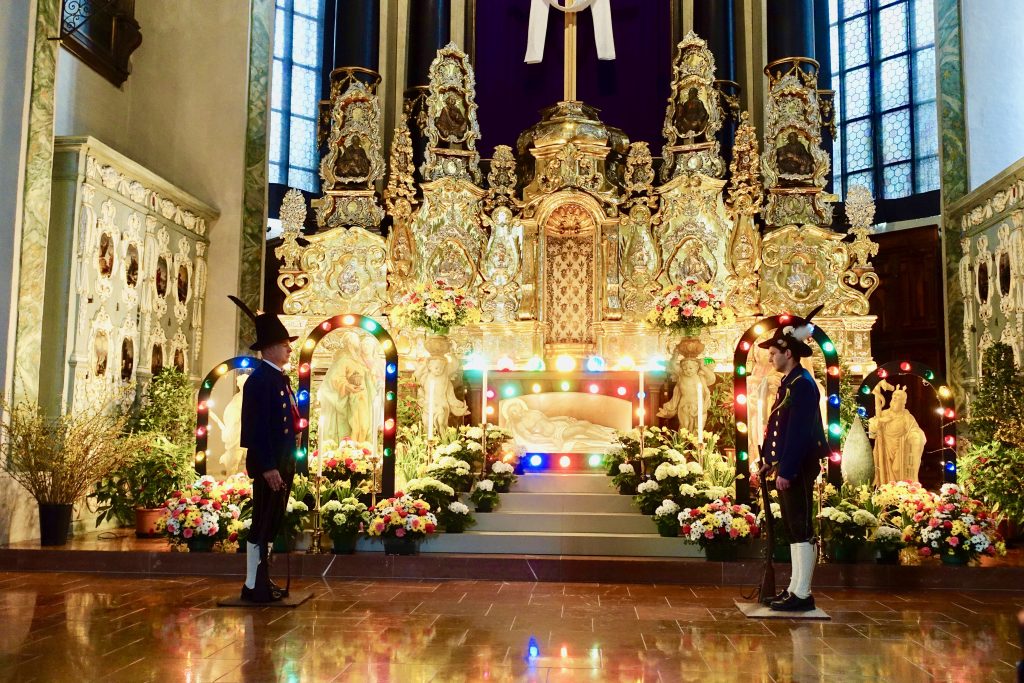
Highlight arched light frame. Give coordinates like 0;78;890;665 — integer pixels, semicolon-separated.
296;314;399;496
855;361;957;483
194;356;258;474
732;314;843;503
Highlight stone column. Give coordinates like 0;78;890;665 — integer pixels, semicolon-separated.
694;0;740;163
766;0;815;62
814;0;836;196
406;0;451;176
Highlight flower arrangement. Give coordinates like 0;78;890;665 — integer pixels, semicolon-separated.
678;497;759;548
818;502;879;544
424;455;474;492
157;478;243;550
904;484;1004;564
470;479;500;512
489;460;517;492
312;439;375;490
403;477;456;514
612;462;641;495
366;493;437;540
435;433;486;467
645;281;735;333
321;497;370;538
653;499;681;537
634;479;664;516
439;500;473;533
390;279;481;335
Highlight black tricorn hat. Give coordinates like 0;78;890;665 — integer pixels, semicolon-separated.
228;295;297;351
758;304;824;359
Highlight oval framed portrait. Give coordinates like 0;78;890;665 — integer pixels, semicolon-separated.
177;264;190;304
120;338;134;382
125;244;140;288
151;343;164;375
94;330;109;377
155;257;169;298
98;233;114;277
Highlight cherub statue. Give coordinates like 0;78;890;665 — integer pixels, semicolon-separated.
657;357;716;434
210;374;248;474
869;384;927;485
415;355;469;437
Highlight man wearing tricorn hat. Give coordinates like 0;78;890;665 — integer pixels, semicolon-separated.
229;296;299;603
752;305;828;612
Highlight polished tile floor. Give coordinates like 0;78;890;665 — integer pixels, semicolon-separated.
0;571;1020;682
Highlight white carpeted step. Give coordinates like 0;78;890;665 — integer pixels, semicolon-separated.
498;492;637;514
513;473;616;494
472;510;657;535
356;532;700;558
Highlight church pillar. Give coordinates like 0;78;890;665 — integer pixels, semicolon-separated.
814;0;836;197
694;0;740;163
406;0;451;176
766;0;815;62
319;0;381;150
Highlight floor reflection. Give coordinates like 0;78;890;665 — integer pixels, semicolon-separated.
0;572;1019;682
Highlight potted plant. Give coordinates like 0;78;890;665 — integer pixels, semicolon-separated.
0;400;135;545
272;496;309;552
403;476;456;514
92;435;194;537
470;479;499;512
612;462;640;495
312;440;375;493
439;500;473;533
818;487;879;563
389;279;481;337
871;524;904;564
157;477;244;552
679;497;759;561
653;499;681;537
366;492;437;555
489;460;517;493
424;455;474;492
633;479;663;516
904;484;1004;565
321;496;369;554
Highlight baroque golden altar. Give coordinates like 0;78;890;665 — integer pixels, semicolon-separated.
273;35;878;373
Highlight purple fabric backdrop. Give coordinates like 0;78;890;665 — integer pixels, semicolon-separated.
473;0;674;158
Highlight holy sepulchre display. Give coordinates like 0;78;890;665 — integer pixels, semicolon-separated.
268;33;880;458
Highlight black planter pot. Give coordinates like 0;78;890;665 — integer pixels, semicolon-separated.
38;503;73;546
383;536;419;555
475;500;494;513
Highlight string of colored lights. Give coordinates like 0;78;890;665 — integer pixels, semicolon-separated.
194;356;258;474
296;315;399;496
855;361;958;483
732;314;843;504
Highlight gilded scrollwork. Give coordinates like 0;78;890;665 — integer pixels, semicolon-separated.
619;203;660;321
762;59;833;227
661;32;725;181
537;142;603;195
485;145;518;209
723;112;763;316
422;42;482;183
844;185;879;268
319;79;385;191
479;205;523;323
412;178;486;287
623;142;656;200
276;189;307;272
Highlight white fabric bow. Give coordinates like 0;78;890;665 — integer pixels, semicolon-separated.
525;0;616;64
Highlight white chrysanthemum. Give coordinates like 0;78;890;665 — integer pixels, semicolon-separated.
491;461;514;474
874;526;901;542
465;427;484;439
852;510;878;527
448;501;470;515
654;499;680;518
637;480;660;494
475;479;494;492
686;461;703;475
618;463;635;475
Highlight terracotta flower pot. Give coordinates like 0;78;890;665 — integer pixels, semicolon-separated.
134;508;164;538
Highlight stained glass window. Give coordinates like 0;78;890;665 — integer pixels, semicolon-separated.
829;0;939;200
269;0;324;193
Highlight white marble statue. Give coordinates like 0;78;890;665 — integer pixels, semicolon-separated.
657;357;716;434
210;374;248;474
318;331;372;444
499;397;619;453
360;335;385;439
416;355;469;437
869;384;926;485
747;346;783;464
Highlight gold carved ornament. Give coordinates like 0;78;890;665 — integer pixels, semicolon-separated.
723;112;764;316
761;58;833;227
422;42;483;184
480;204;524;324
661;32;726;181
384;122;419;301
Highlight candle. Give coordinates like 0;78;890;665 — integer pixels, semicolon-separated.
638;369;645;427
427;384;435;441
317;412;325;479
697;383;704;444
481;367;489;427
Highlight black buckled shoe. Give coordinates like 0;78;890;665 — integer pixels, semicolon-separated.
762;589;789;606
769;593;816;612
268;579;289;598
240;583;286;603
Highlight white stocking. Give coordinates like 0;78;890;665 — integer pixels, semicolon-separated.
793;542;816;598
245;542;260;589
786;544;800;594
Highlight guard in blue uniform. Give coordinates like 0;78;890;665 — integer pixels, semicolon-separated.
229;296;299;603
756;306;827;612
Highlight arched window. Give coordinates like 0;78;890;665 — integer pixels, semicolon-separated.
829;0;938;203
269;0;325;194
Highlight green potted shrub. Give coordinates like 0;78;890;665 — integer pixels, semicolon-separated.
469;479;499;512
93;369;196;536
0;400;135;545
321;497;370;554
439;500;473;533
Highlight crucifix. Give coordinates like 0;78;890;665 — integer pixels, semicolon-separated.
525;0;616;101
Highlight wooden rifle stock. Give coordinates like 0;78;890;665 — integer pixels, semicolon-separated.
757;467;776;605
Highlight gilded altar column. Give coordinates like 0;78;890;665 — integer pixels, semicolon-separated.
320;1;381;155
405;0;451;176
694;0;740;165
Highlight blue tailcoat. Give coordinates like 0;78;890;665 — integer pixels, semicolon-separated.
762;366;828;480
240;360;298;476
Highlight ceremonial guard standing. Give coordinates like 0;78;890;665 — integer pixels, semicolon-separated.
229;296;299;603
756;306;827;612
